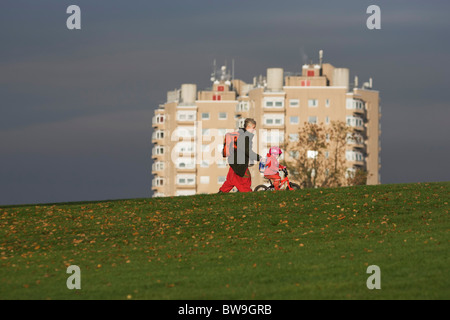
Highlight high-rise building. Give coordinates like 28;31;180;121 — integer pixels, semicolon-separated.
151;52;381;197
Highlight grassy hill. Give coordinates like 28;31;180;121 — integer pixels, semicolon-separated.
0;181;448;300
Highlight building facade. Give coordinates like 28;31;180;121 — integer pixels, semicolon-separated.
151;53;381;197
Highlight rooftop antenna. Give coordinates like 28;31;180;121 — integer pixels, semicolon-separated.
210;59;217;82
232;59;235;81
232;59;235;89
319;50;323;67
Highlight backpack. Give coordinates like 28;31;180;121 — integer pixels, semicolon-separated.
222;131;240;158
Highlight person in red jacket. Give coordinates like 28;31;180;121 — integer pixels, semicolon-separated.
263;146;286;190
219;118;261;193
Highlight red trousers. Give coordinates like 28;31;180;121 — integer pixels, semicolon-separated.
264;173;281;190
219;167;252;192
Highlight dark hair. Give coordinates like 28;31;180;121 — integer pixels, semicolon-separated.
244;118;256;129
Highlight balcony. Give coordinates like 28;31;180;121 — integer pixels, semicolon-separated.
346;151;366;167
152;146;165;160
152;176;165;189
346;116;365;132
346;98;365;115
152;130;165;143
346;134;366;150
152;161;165;173
152;115;165;128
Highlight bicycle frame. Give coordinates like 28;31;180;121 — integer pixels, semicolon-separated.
267;171;294;190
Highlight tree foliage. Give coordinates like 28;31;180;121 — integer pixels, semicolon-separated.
281;121;369;188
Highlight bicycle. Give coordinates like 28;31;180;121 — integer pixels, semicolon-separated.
254;168;301;191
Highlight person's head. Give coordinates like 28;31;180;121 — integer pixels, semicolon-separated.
244;118;256;133
269;146;282;157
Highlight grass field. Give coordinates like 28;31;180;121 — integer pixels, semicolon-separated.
0;181;449;300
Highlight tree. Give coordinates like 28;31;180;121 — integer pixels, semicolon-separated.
282;121;366;188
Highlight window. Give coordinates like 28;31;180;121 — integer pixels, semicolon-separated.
264;98;284;108
346;116;364;128
176;174;196;185
289;99;299;107
264;114;284;126
152;161;164;171
346;133;364;144
289;134;299;142
218;112;227;120
176;190;196;196
176;158;195;169
177;110;196;121
326;99;330;108
307;150;318;159
290;116;299;124
200;176;210;184
201;144;210;152
153;114;165;125
346;151;364;162
346;99;365;110
236;118;245;128
201;160;210;168
217;159;227;168
289;151;299;159
201;112;210;120
345;167;357;179
174;126;195;138
202;129;210;136
308;116;317;124
153;146;165;155
152;130;165;140
175;142;195;153
325;116;330;124
152;177;165;187
152;192;165;198
237;102;249;112
308;99;318;107
217;176;226;184
264;130;284;144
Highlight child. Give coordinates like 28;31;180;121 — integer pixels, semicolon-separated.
263;146;286;190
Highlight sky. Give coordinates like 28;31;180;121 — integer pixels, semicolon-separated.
1;0;449;206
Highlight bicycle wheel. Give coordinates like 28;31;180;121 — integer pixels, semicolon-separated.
286;182;300;190
254;185;268;192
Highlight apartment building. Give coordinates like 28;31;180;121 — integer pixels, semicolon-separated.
151;52;381;197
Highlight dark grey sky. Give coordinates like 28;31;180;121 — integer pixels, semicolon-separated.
1;0;449;205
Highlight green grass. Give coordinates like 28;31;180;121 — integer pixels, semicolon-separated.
1;181;449;300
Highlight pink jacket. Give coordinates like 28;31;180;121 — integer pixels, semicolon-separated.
264;153;284;176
